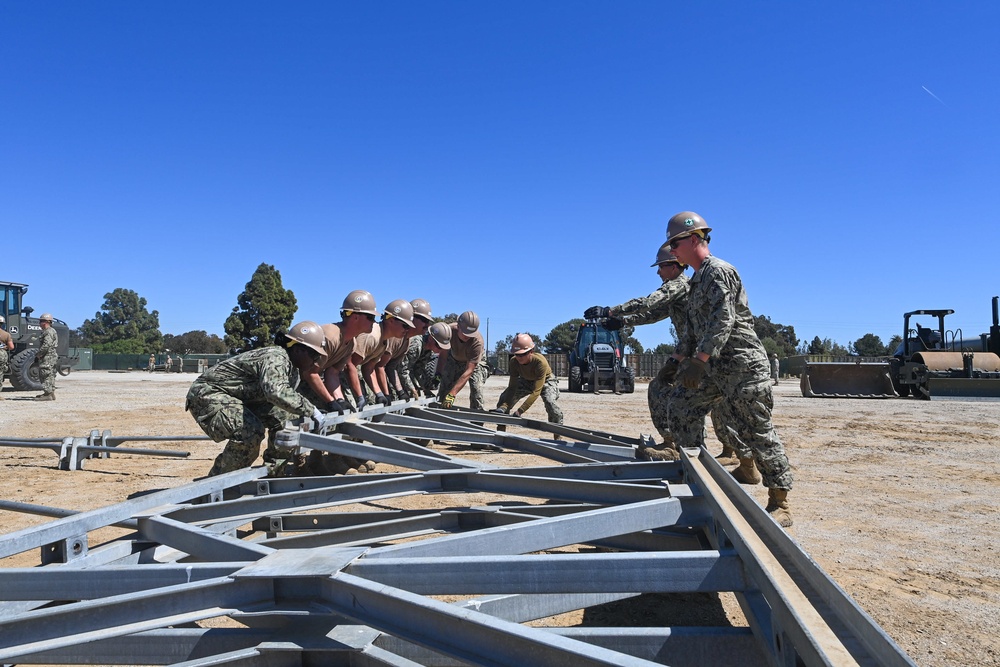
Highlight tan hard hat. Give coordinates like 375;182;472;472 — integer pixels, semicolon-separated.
457;311;480;335
511;333;535;355
39;313;54;322
384;299;416;328
428;322;452;349
410;298;433;323
285;320;329;365
665;211;712;244
342;290;378;317
651;241;685;267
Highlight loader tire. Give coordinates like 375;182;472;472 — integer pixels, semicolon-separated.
623;367;635;394
569;366;582;393
9;349;42;392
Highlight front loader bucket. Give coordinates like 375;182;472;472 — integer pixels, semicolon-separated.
800;361;897;398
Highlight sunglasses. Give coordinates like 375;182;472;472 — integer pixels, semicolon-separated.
668;236;688;250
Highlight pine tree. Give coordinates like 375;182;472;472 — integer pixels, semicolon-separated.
224;263;297;351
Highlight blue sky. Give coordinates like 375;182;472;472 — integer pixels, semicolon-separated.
3;2;999;353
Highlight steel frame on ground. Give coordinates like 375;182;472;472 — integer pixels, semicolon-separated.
0;399;915;667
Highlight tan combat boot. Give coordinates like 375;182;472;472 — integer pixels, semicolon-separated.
715;445;739;465
731;457;762;484
766;488;793;527
35;392;55;402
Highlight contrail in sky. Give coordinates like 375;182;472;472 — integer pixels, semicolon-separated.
922;85;948;107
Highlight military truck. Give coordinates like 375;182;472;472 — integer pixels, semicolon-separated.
568;319;635;394
1;280;78;391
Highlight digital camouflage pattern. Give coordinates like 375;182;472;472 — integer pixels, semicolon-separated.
37;326;59;394
0;329;11;390
668;255;793;489
185;346;316;475
613;274;690;331
411;338;440;397
438;356;490;410
388;335;423;399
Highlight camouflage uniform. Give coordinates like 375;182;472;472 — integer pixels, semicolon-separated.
438;357;490;410
37;326;59;395
667;255;792;489
614;276;739;453
0;328;11;393
411;338;440;397
185;346;316;476
386;335;423;399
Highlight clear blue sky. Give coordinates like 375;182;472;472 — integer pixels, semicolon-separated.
4;2;999;353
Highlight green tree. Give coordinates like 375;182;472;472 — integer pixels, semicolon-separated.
543;319;584;353
806;336;829;355
759;336;784;359
79;288;162;354
886;334;903;355
224;263;297;351
651;342;675;355
851;333;888;357
752;315;798;357
163;330;228;354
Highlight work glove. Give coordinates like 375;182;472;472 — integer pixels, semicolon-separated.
374;391;392;407
325;399;352;415
311;408;326;428
442;393;456;408
603;316;624;331
656;358;680;385
512;409;523;417
676;357;708;390
356;395;368;411
490;406;508;414
584;305;611;320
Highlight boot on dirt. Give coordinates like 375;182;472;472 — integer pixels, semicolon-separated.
636;444;680;461
34;392;55;402
715;445;739;465
766;488;793;527
731;457;762;485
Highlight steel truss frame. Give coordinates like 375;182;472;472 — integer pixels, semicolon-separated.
0;401;915;666
0;429;202;470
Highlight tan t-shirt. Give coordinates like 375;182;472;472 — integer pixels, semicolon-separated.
320;323;356;372
382;335;409;364
352;323;386;366
448;324;484;364
0;329;11;351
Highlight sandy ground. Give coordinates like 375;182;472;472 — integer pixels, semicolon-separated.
1;371;998;666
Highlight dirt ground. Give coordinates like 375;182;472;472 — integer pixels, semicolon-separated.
1;371;998;666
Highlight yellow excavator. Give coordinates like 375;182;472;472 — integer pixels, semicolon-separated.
801;297;1000;400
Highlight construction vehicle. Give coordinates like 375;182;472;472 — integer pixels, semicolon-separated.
567;319;635;394
801;297;1000;400
1;280;78;391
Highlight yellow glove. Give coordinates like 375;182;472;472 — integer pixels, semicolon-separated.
442;393;456;408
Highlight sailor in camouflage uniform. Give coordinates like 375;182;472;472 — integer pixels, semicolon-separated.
665;211;794;527
438;311;490;410
35;313;59;401
0;316;13;398
585;244;743;463
185;321;328;476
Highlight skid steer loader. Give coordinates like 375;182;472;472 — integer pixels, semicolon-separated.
567;319;635;394
1;281;78;391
